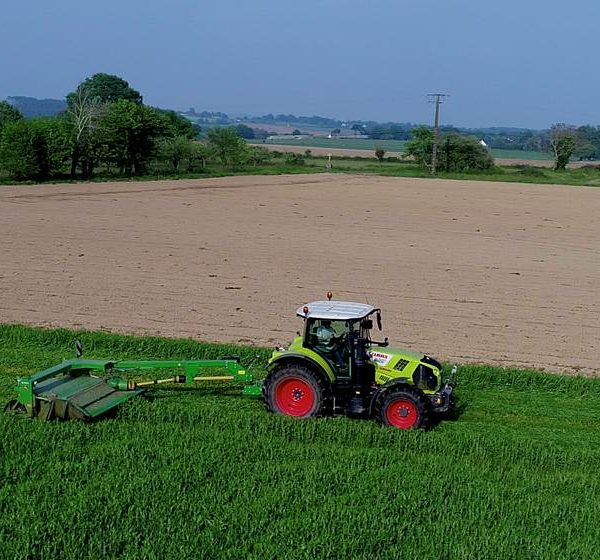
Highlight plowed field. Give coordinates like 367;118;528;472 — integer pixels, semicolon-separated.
1;174;598;374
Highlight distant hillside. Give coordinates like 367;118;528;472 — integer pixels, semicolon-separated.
6;96;67;117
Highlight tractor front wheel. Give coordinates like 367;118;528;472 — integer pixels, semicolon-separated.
263;364;331;418
376;386;430;430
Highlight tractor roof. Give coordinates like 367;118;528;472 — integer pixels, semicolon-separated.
297;301;377;321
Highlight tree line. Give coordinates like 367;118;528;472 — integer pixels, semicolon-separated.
0;74;591;181
0;74;270;182
366;123;598;165
401;125;580;172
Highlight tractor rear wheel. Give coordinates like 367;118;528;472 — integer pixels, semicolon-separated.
375;386;430;430
263;364;331;418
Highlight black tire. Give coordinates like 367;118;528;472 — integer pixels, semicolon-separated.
374;385;431;430
263;363;332;418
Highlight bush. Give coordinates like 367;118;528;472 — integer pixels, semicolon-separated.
158;136;194;171
0;118;70;180
248;146;271;167
438;134;494;172
0;120;42;179
207;128;248;170
284;153;305;166
405;128;494;173
516;166;546;178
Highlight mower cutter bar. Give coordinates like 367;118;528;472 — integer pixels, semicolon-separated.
5;356;252;421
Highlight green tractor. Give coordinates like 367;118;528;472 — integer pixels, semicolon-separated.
262;296;455;429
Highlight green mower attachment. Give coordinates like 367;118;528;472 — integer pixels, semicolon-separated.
4;343;256;421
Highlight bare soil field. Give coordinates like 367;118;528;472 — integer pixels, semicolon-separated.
0;174;598;374
245;123;332;135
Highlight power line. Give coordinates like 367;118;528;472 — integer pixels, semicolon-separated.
427;93;449;175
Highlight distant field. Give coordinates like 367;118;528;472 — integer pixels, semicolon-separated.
491;148;553;161
265;137;408;152
264;137;552;161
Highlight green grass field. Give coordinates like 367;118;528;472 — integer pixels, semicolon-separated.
1;325;600;559
490;148;553;160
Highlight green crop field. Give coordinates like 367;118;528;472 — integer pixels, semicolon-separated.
2;325;600;559
264;138;551;161
491;148;553;161
264;137;408;152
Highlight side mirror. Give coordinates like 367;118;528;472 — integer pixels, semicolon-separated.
376;311;382;331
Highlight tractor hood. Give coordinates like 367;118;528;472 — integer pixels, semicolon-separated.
368;347;423;368
368;346;444;393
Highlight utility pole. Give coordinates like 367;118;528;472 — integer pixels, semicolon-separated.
427;93;448;175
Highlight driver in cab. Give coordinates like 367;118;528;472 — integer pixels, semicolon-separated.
315;320;337;353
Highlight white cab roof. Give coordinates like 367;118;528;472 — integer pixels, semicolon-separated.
296;301;377;320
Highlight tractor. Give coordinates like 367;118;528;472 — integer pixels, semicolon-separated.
4;295;454;430
262;295;455;429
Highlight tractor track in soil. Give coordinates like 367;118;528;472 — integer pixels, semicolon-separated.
0;173;598;375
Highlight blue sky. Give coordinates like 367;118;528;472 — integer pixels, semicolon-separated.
1;0;598;128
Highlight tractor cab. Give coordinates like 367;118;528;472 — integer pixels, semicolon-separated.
298;301;385;377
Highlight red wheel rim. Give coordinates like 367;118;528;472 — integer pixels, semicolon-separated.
385;398;419;429
275;377;316;417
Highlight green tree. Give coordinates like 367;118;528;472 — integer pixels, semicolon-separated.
160;110;199;139
404;127;434;168
235;124;255;139
0;118;70;180
31;118;72;177
0;101;23;136
65;73;144;177
158;136;194;171
0;120;42;179
405;128;493;172
67;73;142;105
187;142;210;171
65;86;106;178
247;146;271;167
549;124;577;170
374;147;386;162
99;100;165;175
207;127;248;170
351;123;364;135
437;135;494;172
574;143;597;161
575;125;600;155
